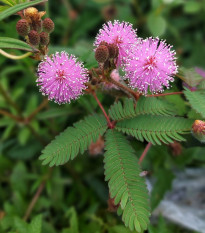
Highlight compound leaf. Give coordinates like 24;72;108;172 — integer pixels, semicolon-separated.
109;97;175;121
116;115;193;145
39;114;108;167
104;130;150;232
184;87;205;118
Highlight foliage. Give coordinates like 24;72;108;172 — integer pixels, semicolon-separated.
184;88;205;119
40;114;108;166
104;130;150;232
0;0;205;233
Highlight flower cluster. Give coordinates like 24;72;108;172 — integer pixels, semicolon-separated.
37;52;88;104
93;21;178;94
37;20;178;104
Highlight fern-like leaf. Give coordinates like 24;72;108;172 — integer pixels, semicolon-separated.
116;115;193;145
39;114;108;167
184;88;205;118
109;97;175;121
104;130;150;232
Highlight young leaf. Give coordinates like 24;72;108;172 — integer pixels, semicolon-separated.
39;114;108;167
104;130;150;232
115;115;193;145
0;37;36;52
179;67;203;87
29;215;42;233
0;0;47;21
109;97;175;121
0;5;10;12
184;87;205;118
0;0;14;6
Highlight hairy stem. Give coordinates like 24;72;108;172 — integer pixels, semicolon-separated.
147;91;183;97
108;76;141;101
0;109;23;122
27;98;48;122
23;168;52;221
139;142;152;164
91;91;114;128
0;83;22;116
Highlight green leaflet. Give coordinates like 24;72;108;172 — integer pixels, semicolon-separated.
0;37;36;52
39;114;108;167
0;0;47;21
104;130;150;233
109;97;175;121
116;115;194;145
184;87;205;118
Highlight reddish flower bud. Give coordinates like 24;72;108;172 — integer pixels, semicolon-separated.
89;136;104;156
43;18;54;33
169;141;182;156
99;41;109;47
16;19;30;37
108;43;119;59
95;45;109;63
28;30;40;46
40;32;49;46
192;120;205;143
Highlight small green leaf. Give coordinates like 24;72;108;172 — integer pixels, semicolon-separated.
0;0;47;21
0;0;13;6
14;217;28;233
0;5;10;12
0;37;36;52
184;88;205;118
0;0;15;6
147;14;166;37
29;215;42;233
179;67;203;87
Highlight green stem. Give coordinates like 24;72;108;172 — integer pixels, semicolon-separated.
0;49;32;60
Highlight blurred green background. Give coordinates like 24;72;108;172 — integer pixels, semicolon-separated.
0;0;205;232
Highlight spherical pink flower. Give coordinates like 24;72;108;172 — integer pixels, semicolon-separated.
37;52;89;104
124;37;178;94
94;20;138;67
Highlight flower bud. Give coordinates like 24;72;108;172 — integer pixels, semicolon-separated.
43;18;54;33
100;41;109;47
40;32;49;46
108;43;119;59
16;19;30;37
95;45;109;63
192;120;205;143
89;136;104;156
28;30;40;46
24;7;38;18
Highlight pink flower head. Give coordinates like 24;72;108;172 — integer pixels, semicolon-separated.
94;20;138;67
37;52;89;104
124;37;178;94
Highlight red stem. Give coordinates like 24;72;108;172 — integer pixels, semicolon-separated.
147;91;183;97
92;91;113;128
139;142;152;164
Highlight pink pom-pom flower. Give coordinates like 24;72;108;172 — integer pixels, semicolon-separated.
94;20;138;67
124;37;178;94
36;52;89;104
